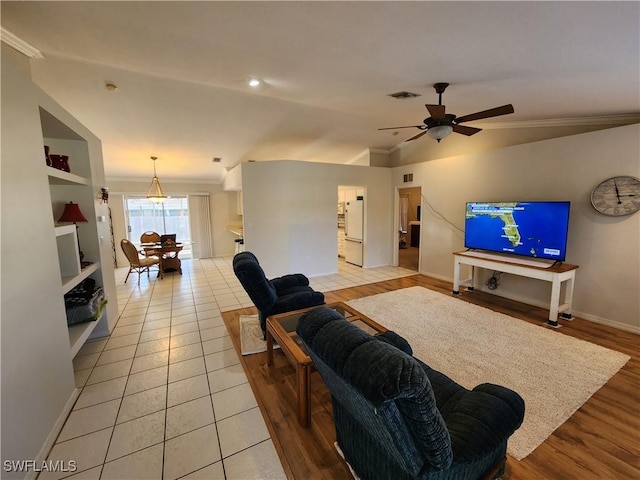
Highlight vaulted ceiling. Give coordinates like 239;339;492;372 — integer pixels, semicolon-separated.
2;1;639;183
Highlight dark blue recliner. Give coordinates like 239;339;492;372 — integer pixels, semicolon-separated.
233;252;325;337
297;306;525;480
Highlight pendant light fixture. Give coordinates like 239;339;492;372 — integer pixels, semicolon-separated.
147;156;167;203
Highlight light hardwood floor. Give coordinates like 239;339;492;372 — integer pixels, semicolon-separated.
222;275;639;480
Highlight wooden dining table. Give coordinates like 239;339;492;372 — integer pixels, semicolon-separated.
141;242;183;279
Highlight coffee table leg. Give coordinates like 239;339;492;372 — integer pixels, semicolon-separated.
297;364;311;428
266;329;273;366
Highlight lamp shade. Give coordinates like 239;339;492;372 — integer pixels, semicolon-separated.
147;176;167;203
58;202;88;223
427;125;454;141
147;156;167;202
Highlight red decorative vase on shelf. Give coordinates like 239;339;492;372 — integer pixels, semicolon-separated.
50;154;70;173
44;145;52;166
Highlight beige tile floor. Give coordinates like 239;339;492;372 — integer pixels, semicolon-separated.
44;257;415;479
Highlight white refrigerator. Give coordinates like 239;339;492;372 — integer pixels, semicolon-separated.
344;199;364;266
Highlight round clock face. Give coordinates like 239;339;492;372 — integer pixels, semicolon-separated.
590;176;640;216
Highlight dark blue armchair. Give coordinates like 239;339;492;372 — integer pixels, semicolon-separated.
297;306;525;480
233;252;325;337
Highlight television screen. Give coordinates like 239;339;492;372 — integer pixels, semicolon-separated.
464;201;570;261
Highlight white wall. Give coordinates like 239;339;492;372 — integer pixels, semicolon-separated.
1;46;79;475
392;124;640;331
242;160;393;277
107;181;241;266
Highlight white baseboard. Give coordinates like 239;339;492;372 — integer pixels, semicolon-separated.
424;272;640;335
28;388;80;480
470;285;640;334
571;310;640;335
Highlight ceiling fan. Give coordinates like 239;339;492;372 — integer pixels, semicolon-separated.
379;83;515;142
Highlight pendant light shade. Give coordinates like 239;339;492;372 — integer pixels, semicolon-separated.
147;156;167;203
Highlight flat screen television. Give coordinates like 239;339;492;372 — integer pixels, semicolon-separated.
464;201;571;261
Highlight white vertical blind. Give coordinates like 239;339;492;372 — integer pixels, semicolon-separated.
188;195;213;259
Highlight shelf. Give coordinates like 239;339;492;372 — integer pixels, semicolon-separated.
47;167;90;186
68;315;101;358
62;262;99;295
55;224;76;237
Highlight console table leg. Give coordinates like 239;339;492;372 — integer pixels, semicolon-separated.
453;259;461;294
562;275;575;320
548;279;562;327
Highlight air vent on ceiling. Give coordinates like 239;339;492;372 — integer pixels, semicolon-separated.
212;157;221;163
388;91;421;99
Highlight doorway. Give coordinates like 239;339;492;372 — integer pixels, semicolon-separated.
338;186;365;268
398;187;421;271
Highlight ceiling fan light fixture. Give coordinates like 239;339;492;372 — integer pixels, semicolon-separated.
427;125;453;142
147;156;167;203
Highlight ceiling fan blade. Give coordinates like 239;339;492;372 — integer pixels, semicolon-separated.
405;131;428;142
425;104;446;120
453;124;482;136
378;125;423;131
455;104;515;124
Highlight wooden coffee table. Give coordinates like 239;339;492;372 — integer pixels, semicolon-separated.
266;302;387;428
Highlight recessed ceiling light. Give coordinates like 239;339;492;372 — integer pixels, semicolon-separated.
248;78;261;87
105;83;118;92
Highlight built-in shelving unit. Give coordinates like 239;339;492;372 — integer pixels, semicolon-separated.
42;106;114;357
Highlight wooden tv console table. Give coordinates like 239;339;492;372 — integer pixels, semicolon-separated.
452;250;579;327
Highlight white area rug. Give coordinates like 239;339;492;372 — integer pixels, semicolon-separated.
347;286;630;460
240;315;279;356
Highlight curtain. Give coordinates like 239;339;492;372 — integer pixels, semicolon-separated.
188;195;213;259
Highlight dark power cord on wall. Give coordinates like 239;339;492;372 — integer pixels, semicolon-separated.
420;193;465;236
487;271;502;290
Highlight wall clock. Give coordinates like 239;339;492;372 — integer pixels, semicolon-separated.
590;175;640;216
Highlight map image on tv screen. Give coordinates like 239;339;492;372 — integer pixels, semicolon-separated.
464;202;570;261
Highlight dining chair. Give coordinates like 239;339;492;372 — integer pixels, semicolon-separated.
121;239;160;285
140;231;161;257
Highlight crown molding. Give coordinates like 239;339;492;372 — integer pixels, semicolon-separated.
346;149;371;165
475;114;640;129
369;148;390;155
1;27;44;58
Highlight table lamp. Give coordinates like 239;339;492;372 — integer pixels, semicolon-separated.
58;201;88;262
